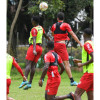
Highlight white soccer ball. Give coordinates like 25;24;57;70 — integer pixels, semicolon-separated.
39;2;48;11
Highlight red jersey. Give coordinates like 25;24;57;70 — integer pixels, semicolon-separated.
51;21;72;42
84;41;93;54
31;25;45;37
44;50;62;79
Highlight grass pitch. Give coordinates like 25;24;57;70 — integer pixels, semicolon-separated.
9;69;87;100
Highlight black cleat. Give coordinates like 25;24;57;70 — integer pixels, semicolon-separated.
67;92;75;100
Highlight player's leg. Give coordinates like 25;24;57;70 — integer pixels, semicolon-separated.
70;87;85;100
24;45;36;79
63;60;77;86
46;94;55;100
45;79;69;100
25;60;33;78
29;61;36;84
54;43;77;86
19;60;31;88
24;45;42;89
19;45;36;88
29;45;42;83
87;91;93;100
46;93;74;100
63;60;72;78
54;94;73;100
23;61;35;89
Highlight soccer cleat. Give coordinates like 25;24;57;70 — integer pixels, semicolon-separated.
70;81;78;86
23;84;31;90
67;92;75;100
19;81;28;88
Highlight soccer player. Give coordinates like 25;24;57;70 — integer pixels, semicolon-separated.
39;41;75;100
69;28;94;100
19;16;50;89
7;53;27;100
51;12;82;86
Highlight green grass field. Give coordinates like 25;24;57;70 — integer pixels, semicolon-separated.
9;69;87;100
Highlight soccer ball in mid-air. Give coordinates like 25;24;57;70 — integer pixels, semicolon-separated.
39;2;48;11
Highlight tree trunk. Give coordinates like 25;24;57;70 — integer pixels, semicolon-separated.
7;0;23;54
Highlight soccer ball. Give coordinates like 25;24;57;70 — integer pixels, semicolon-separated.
39;2;48;11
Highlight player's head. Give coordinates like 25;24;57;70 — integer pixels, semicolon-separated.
57;12;64;21
31;16;40;25
47;41;54;50
83;28;93;39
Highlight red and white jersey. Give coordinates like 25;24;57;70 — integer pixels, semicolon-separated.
44;50;62;79
51;21;72;42
84;41;93;54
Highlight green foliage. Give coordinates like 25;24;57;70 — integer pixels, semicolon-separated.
37;57;44;68
62;0;92;22
28;0;65;19
67;46;82;59
17;46;28;63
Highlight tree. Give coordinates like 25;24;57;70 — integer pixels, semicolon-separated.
7;0;23;54
7;0;93;58
28;0;93;47
62;0;93;47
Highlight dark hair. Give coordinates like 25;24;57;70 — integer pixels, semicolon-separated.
83;28;93;36
57;12;64;20
47;41;54;49
31;16;40;23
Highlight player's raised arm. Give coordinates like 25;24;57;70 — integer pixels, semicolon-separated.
43;33;51;41
51;23;56;36
69;31;82;47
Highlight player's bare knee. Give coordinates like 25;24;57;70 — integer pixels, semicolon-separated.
74;92;81;98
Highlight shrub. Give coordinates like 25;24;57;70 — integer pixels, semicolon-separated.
67;46;82;59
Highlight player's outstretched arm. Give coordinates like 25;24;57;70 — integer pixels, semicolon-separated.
59;63;65;75
43;34;51;41
69;31;82;47
73;59;82;63
12;57;27;81
39;62;50;87
51;32;54;36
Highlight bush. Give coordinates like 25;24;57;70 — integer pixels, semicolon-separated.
17;46;28;63
16;46;82;68
67;46;82;59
